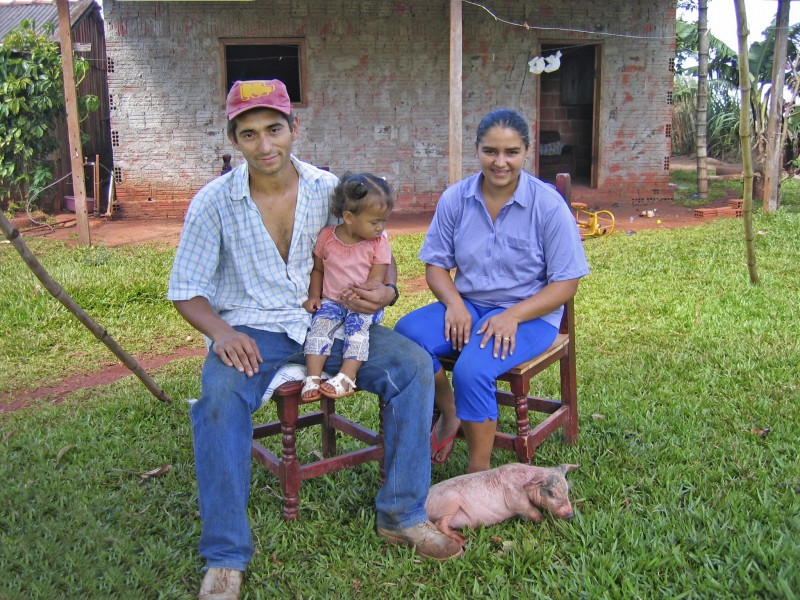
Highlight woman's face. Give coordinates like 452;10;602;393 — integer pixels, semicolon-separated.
477;126;528;193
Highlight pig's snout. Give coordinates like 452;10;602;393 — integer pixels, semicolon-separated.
550;505;574;520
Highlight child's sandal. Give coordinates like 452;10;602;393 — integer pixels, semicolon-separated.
319;372;356;399
301;376;322;402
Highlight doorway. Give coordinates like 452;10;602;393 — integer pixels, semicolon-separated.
539;43;600;187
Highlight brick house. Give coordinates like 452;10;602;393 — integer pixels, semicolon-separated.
102;0;676;217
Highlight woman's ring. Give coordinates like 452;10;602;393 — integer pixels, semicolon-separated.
503;337;510;341
494;333;501;337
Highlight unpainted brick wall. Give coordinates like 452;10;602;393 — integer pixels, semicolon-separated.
103;0;675;216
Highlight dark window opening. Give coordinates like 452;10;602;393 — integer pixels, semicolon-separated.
223;41;303;104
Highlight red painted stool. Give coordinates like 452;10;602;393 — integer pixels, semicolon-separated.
251;380;385;520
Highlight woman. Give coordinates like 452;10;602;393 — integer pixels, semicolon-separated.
395;108;589;473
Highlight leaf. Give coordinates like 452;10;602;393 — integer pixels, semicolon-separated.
1;431;14;444
139;464;172;480
750;426;771;438
592;413;605;420
55;444;77;463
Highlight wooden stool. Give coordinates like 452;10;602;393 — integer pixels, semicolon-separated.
251;380;385;520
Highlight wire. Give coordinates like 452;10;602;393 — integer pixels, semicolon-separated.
24;171;73;228
463;0;675;40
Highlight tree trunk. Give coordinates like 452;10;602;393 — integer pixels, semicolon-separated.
735;0;760;285
762;0;790;213
0;212;173;403
696;0;709;198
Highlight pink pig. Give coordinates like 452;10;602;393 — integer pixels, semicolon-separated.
425;463;579;545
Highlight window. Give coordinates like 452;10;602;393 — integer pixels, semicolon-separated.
222;39;305;105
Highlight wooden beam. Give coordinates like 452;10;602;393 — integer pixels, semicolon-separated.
449;0;463;185
56;0;91;246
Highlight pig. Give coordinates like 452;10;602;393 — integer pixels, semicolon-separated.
425;463;579;545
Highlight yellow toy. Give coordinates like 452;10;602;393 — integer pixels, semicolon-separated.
571;202;615;239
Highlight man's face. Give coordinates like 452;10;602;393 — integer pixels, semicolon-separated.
228;108;299;178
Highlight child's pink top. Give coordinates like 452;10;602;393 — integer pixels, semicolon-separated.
314;225;391;301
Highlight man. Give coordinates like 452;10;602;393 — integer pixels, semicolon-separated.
168;79;462;599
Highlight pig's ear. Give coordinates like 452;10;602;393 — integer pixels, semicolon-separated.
557;463;580;475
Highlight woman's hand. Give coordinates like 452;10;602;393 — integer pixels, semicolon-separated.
444;302;472;351
477;310;520;360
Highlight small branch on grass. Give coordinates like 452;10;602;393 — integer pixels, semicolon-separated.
0;211;172;403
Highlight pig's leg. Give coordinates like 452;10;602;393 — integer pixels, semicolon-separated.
433;515;466;546
518;505;544;522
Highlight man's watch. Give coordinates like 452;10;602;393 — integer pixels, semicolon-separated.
385;283;400;307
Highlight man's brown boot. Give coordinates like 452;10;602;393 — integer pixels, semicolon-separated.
198;567;243;599
377;520;464;560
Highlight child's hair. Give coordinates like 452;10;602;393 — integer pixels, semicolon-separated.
330;172;394;218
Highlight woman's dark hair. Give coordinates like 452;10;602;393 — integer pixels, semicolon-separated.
330;172;394;218
475;108;531;150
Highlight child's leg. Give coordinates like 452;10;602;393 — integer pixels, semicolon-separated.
319;310;380;398
303;303;347;400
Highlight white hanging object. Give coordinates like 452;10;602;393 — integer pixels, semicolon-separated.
528;56;546;74
543;50;562;73
528;51;562;75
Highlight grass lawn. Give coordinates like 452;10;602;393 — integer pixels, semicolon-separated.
1;209;799;598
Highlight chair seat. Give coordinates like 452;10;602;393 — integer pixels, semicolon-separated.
506;333;568;375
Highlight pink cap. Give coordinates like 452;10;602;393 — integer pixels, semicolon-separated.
225;80;292;119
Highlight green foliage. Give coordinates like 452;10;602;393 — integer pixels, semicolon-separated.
0;20;96;211
2;217;800;597
674;16;800;163
672;75;742;160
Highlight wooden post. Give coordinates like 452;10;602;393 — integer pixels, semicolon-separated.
449;0;463;185
56;0;91;246
93;154;100;214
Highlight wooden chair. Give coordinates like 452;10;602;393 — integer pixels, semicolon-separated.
436;172;579;462
251;381;385;521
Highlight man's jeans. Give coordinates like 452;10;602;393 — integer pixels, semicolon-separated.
190;325;434;571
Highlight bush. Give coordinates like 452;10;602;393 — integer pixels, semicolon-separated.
0;21;97;214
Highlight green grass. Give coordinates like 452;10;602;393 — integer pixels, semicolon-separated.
670;168;800;211
0;240;203;394
670;170;743;207
2;213;800;598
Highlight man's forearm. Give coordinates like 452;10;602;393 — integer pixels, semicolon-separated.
173;297;235;342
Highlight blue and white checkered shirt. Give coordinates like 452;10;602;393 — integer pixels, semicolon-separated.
168;156;339;344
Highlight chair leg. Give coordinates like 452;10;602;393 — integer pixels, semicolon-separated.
321;396;337;457
561;349;578;444
509;377;534;462
275;393;301;521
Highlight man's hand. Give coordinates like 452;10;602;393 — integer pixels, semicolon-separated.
212;330;263;377
173;296;263;376
339;280;394;314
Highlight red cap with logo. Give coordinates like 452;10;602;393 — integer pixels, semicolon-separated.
225;80;292;119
